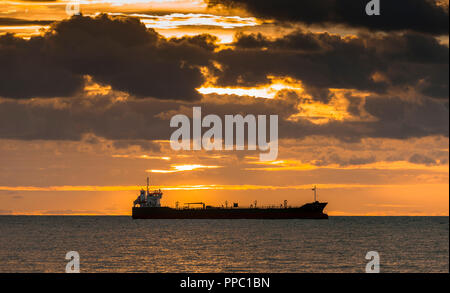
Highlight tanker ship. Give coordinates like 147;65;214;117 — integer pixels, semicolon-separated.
132;178;328;219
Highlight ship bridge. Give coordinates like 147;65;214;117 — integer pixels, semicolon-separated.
133;177;162;208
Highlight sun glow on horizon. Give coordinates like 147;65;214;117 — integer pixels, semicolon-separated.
1;183;447;192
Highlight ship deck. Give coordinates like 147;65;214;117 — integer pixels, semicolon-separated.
132;203;328;219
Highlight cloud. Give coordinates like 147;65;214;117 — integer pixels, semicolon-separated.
214;30;448;100
206;0;449;35
0;18;54;26
0;33;86;99
0;15;447;144
0;90;300;141
314;153;377;167
363;95;449;138
1;15;447;102
112;139;161;152
409;153;438;165
0;89;447;145
0;14;216;100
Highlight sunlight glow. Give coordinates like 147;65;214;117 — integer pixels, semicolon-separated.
112;154;171;160
198;76;304;99
1;183;447;192
148;164;221;173
246;159;449;172
105;12;259;29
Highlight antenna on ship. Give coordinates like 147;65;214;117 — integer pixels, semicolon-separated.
147;176;149;196
312;185;317;202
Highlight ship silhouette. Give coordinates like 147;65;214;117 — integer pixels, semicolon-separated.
132;177;328;219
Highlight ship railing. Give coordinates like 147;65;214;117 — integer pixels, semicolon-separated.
173;205;294;209
250;205;292;209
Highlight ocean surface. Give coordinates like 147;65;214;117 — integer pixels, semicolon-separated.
0;216;448;273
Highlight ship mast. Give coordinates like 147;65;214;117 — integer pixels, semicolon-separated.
147;176;149;196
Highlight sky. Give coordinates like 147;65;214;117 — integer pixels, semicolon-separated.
0;0;448;216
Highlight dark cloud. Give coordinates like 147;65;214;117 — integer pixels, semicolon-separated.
0;14;216;100
234;31;324;52
409;153;438;165
362;96;449;138
313;153;377;166
0;33;85;99
0;14;447;145
112;140;161;152
346;94;365;116
268;94;449;141
0;18;54;26
0;90;447;145
214;30;448;100
0;92;299;141
206;0;449;35
216;38;385;93
81;134;160;152
1;15;447;102
367;32;449;99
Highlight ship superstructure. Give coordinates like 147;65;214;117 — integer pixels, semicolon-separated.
133;177;162;208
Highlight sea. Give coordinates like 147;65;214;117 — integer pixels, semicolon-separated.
0;216;448;273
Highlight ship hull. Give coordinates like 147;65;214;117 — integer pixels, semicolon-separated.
132;203;328;219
